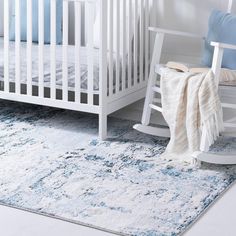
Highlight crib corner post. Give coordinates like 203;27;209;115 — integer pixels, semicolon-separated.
99;113;107;140
99;0;108;140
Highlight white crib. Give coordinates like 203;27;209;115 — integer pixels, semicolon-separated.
1;0;151;139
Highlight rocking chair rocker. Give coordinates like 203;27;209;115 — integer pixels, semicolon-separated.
134;0;236;165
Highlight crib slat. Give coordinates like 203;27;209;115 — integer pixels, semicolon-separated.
62;0;69;101
134;0;138;85
4;0;9;92
140;0;144;82
128;0;132;88
74;1;81;103
108;0;114;96
38;0;44;97
27;0;32;96
144;0;149;81
87;2;94;105
122;0;126;91
115;0;120;93
15;0;21;94
50;0;56;99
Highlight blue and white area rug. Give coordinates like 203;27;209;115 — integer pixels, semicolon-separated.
0;101;236;236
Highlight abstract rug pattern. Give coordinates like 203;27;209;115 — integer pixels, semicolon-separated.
0;101;236;236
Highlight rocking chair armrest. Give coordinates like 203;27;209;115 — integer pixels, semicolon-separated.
210;41;236;84
148;27;205;39
211;42;236;50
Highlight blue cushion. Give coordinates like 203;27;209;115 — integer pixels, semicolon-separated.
202;10;236;70
9;0;62;44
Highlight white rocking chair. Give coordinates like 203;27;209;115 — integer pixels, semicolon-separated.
134;0;236;166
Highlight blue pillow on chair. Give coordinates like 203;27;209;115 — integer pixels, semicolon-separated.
9;0;62;44
202;10;236;70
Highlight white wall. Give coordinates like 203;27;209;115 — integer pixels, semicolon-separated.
151;0;236;63
0;0;4;36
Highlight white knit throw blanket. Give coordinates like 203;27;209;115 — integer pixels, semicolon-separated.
160;68;224;162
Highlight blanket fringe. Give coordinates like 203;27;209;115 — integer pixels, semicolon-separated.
203;107;224;149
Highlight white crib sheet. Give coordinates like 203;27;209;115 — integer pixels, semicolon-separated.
0;38;102;92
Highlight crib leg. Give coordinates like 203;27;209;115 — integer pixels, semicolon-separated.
99;113;107;140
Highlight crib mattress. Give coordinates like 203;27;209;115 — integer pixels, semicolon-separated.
0;38;102;92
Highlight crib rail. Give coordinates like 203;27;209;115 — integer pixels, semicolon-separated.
2;0;150;113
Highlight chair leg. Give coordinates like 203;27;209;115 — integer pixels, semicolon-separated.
99;113;107;140
141;74;157;126
134;33;168;138
192;156;202;168
141;33;164;126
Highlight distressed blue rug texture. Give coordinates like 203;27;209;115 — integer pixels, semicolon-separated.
0;101;236;236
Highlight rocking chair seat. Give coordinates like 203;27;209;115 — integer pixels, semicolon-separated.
155;64;236;87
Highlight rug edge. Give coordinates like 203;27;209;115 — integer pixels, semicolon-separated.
179;179;236;236
0;202;128;236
